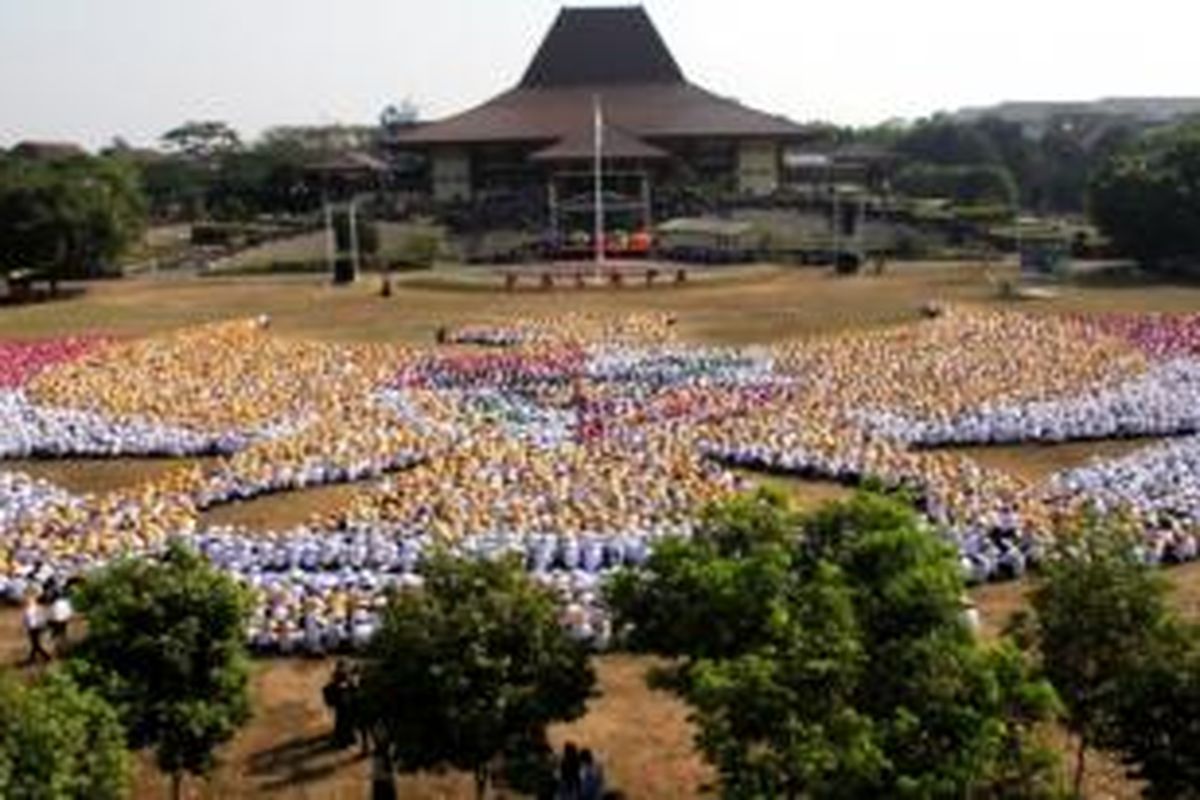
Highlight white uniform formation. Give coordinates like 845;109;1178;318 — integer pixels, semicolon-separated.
858;358;1200;446
3;309;1200;655
1048;434;1200;564
0;389;249;458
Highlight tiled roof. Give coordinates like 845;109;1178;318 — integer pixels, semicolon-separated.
395;7;808;148
519;7;684;88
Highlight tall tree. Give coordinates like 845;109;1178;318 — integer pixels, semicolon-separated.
379;100;420;130
1024;511;1200;797
1089;122;1200;269
160;120;242;160
1107;631;1200;799
895;116;1002;166
0;154;146;279
70;541;252;800
0;669;131;800
359;553;595;800
609;490;1062;799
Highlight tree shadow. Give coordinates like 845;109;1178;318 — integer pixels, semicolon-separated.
1067;263;1200;290
0;285;88;306
246;731;366;792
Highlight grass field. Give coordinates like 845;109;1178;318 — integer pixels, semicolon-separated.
205;221;447;273
3;261;1200;798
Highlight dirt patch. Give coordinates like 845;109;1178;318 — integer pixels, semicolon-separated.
740;470;856;509
4;457;205;495
199;482;366;532
944;438;1164;483
550;655;710;799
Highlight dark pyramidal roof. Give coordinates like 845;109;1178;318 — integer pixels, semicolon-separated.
396;6;807;150
520;6;684;88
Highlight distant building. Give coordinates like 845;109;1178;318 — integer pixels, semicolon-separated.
9;141;88;161
392;6;814;233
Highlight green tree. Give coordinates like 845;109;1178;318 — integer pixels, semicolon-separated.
0;669;131;800
892;162;1018;206
160;120;241;160
360;553;595;800
70;541;252;800
1024;512;1200;797
137;156;211;220
1107;633;1200;799
1089;122;1200;269
609;490;1062;799
0;154;146;279
207;142;320;221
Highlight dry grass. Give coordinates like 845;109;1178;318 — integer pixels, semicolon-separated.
208;222;446;272
6;458;207;495
199;483;367;532
0;263;981;343
948;438;1162;484
4;262;1200;797
740;471;855;509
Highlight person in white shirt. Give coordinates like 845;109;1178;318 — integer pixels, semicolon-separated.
22;592;51;665
48;587;74;648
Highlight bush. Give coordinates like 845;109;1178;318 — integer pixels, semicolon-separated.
396;231;440;268
0;670;130;800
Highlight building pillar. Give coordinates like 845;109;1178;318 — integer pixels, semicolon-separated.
640;171;652;231
548;178;559;242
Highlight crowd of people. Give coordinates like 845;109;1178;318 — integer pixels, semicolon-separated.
1076;311;1200;360
1048;434;1200;564
0;335;110;389
189;522;629;654
859;358;1200;446
0;389;240;458
2;308;1200;652
446;313;676;348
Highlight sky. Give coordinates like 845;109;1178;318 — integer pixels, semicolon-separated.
1;0;1197;149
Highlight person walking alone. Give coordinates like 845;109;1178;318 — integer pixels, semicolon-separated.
22;591;51;665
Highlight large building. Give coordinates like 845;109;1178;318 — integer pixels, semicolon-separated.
393;6;814;234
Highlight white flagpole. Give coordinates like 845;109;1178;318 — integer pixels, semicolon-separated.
593;94;605;266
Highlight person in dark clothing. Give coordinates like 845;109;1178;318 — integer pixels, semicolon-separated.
558;741;582;800
349;667;375;756
323;661;357;748
579;748;605;800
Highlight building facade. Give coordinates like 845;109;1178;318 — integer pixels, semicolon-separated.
392;6;815;233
